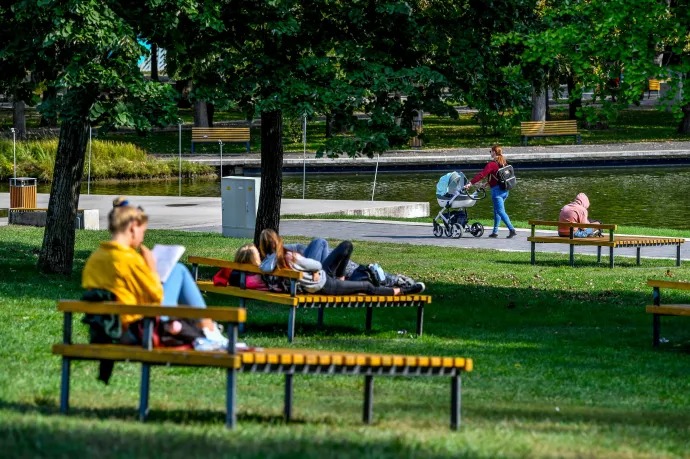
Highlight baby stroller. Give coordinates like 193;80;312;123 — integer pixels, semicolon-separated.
433;171;486;238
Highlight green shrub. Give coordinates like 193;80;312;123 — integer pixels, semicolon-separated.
0;139;213;181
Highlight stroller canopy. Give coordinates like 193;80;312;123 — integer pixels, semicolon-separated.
436;172;467;197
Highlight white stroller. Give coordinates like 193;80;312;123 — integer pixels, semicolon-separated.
433;171;486;238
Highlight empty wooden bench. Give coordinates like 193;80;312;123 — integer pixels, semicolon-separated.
527;220;684;268
521;120;581;145
648;79;660;99
53;300;472;430
191;127;250;153
189;256;431;343
646;280;690;347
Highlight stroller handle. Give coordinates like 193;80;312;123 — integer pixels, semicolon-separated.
461;186;486;201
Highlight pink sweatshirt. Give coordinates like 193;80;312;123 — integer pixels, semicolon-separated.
558;193;590;236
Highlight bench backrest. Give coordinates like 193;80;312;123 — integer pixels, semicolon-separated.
58;300;247;323
192;128;250;142
188;256;303;280
528;220;617;230
648;80;660;91
521;120;579;135
647;280;690;291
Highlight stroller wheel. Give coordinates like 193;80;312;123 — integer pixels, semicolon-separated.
451;223;463;239
433;223;444;238
470;222;484;238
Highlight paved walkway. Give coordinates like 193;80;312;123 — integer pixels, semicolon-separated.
185;219;689;263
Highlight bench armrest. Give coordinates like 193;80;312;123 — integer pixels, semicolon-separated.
528;220;617;230
188;256;303;280
647;280;690;291
57;300;247;323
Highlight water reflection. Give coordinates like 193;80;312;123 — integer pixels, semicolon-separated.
2;167;689;229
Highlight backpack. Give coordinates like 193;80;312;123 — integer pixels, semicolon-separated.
495;163;516;190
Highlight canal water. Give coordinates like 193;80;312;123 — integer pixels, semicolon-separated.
2;166;689;229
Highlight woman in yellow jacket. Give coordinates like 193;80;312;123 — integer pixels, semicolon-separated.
82;198;226;349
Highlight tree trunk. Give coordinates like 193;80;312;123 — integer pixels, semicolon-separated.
678;103;690;134
207;102;215;128
567;74;582;120
150;43;159;82
38;118;89;274
176;79;192;108
325;114;332;138
13;99;26;140
253;110;283;245
545;88;551;121
194;100;209;127
531;86;546;121
39;87;59;127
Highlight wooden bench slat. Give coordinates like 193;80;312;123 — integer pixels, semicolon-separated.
53;344;242;368
189;256;303;280
645;305;690;316
57;300;246;323
528;236;615;247
197;282;299;306
647;280;690;290
528;220;617;230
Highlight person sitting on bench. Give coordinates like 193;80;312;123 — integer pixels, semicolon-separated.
258;229;425;296
82;197;228;350
558;193;601;238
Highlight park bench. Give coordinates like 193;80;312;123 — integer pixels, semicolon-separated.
189;256;431;343
647;79;660;99
191;127;250;153
520;120;581;145
52;300;472;430
527;220;684;268
646;280;690;347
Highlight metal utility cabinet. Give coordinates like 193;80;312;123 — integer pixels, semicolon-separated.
221;176;260;238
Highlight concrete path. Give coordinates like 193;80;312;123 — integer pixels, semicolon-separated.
185;219;689;263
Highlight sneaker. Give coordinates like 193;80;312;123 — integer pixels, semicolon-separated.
488;233;499;238
507;230;517;239
593;230;603;237
403;282;426;295
193;337;226;351
203;323;229;348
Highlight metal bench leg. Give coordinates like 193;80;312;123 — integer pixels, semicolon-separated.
365;307;373;332
636;247;641;266
191;142;195;153
226;323;238;429
653;314;661;348
678;244;682;267
363;375;374;424
192;263;198;282
287;307;296;343
416;304;424;336
60;358;71;414
139;364;151;422
450;375;461;430
530;242;535;265
246;141;250;153
597;246;601;264
284;373;294;422
609;247;614;268
569;244;574;267
317;306;325;328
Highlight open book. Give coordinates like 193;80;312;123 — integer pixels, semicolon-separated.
152;244;186;283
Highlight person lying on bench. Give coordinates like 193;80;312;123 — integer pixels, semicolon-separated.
284;238;418;289
257;229;425;296
213;244;269;289
82;197;228;351
558;193;602;238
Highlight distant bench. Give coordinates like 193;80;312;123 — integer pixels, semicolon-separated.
646;280;690;347
191;127;250;153
521;120;581;145
648;79;660;99
189;256;431;343
53;300;472;430
527;220;684;268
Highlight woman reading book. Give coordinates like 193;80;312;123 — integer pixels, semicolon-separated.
82;197;228;350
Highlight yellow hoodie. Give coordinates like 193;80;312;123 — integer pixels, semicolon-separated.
82;241;163;330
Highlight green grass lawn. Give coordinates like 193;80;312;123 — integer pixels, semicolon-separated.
1;226;690;458
100;109;690;155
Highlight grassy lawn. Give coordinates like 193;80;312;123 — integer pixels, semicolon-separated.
1;226;690;458
98;109;690;155
282;215;690;239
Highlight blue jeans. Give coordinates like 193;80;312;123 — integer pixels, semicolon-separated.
303;238;329;263
574;228;594;238
162;263;207;308
491;185;515;233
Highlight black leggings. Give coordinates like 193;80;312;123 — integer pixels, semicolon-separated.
318;241;395;295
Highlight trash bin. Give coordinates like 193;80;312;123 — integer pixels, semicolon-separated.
9;177;37;209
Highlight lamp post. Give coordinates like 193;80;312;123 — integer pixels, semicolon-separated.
302;114;307;199
218;139;224;180
371;153;380;201
178;119;183;197
10;127;16;179
87;126;92;194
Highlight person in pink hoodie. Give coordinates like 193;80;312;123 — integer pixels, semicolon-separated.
558;193;600;237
